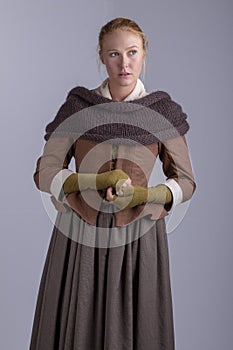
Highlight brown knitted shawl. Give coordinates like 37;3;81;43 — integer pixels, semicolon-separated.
44;86;189;145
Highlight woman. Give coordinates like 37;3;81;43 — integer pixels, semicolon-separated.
29;18;196;350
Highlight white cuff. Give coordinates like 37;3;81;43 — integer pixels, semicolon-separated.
163;178;183;208
50;169;74;201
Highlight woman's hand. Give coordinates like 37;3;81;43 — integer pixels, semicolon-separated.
100;169;131;191
106;184;173;210
63;169;131;194
108;185;147;209
106;187;115;201
106;174;133;202
105;185;142;209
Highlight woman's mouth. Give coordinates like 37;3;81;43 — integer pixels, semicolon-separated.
119;72;131;77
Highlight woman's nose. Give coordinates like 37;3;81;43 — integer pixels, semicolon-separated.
119;55;129;68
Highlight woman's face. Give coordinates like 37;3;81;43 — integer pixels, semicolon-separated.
100;29;145;91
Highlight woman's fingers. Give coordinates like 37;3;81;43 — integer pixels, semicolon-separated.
106;187;115;201
115;178;132;195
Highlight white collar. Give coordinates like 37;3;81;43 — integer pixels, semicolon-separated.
94;78;148;101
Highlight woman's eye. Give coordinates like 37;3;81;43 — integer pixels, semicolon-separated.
109;52;119;57
129;50;137;56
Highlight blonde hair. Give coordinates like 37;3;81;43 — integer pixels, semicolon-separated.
97;17;148;81
98;17;148;54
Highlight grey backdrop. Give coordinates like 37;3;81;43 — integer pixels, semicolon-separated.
1;0;232;349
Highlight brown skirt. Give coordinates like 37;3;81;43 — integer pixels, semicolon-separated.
29;205;175;350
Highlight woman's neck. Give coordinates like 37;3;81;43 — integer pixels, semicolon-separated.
108;80;137;101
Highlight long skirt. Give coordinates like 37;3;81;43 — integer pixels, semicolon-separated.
29;204;175;350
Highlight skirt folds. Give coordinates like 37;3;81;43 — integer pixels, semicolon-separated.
29;207;175;350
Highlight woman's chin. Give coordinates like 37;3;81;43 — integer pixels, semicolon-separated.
116;77;136;87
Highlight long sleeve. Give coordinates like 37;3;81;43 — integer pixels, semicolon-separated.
33;136;75;201
158;135;196;209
